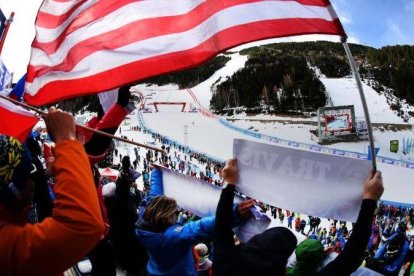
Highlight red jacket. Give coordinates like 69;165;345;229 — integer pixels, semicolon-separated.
0;141;105;275
78;103;128;165
295;218;301;228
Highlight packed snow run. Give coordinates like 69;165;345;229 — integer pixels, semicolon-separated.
112;52;414;207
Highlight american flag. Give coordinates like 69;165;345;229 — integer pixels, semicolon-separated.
25;0;345;105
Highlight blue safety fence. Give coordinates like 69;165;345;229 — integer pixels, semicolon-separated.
217;117;414;170
139;106;414;169
138;110;414;207
218;118;262;139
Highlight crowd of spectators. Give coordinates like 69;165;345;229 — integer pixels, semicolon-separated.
1;93;413;276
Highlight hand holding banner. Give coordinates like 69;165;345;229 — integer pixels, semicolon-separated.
160;166;236;218
159;166;270;242
233;139;371;222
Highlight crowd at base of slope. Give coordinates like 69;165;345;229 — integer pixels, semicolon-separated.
1;93;413;276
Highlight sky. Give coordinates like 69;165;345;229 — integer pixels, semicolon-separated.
332;0;414;47
0;0;413;82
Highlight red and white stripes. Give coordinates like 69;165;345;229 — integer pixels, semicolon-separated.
187;89;220;119
0;97;39;142
25;0;345;105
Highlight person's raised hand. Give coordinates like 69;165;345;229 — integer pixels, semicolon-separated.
363;170;384;201
222;159;239;185
236;199;255;219
117;85;131;107
43;107;76;144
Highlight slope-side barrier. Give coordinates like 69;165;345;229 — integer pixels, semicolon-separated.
186;89;414;170
218;118;262;139
187;89;220;119
220;116;414;169
139;109;414;207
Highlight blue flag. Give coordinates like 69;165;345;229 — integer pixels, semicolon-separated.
10;74;26;100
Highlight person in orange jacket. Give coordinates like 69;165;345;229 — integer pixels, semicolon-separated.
0;107;105;276
40;88;135;275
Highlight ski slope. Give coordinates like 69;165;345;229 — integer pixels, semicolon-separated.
128;52;414;205
141;95;262;159
190;53;248;108
321;78;405;124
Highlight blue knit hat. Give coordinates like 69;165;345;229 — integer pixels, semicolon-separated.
0;135;33;203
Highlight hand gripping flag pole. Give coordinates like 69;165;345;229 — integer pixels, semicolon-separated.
341;36;377;172
0;94;164;153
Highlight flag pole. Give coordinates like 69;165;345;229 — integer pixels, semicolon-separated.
0;12;14;56
341;37;377;172
0;94;164;153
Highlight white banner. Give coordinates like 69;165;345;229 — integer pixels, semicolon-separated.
159;166;270;242
233;139;371;222
160;166;239;218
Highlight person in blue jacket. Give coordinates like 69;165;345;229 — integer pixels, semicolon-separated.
136;165;254;275
369;232;410;275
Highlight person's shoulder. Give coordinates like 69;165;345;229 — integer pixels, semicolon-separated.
166;221;209;238
160;224;196;246
165;224;184;236
170;224;184;232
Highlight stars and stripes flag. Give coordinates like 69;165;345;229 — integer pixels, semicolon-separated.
25;0;346;105
0;97;39;142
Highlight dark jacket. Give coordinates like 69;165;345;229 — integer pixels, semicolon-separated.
108;175;147;273
213;185;296;276
214;183;377;276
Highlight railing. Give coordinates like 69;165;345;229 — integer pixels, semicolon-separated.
185;89;414;170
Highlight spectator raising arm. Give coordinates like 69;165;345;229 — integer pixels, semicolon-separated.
0;107;105;275
213;159;241;275
318;170;384;276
